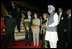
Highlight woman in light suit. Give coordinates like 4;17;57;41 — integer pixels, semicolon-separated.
32;13;40;47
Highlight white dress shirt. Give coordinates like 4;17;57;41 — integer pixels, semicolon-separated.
68;14;71;18
28;16;31;20
58;12;62;24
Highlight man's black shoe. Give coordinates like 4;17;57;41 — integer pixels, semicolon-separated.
29;43;31;46
25;44;27;46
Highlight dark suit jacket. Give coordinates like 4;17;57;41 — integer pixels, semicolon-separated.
4;16;16;29
15;11;22;22
68;16;71;32
57;12;68;41
24;16;33;25
24;16;33;33
57;12;68;31
68;16;71;47
67;16;71;41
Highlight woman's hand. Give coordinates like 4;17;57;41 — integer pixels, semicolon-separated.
45;26;49;30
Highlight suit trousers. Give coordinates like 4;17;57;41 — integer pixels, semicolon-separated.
5;27;15;47
25;31;32;45
16;20;21;32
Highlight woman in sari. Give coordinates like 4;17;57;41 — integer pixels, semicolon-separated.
41;13;48;48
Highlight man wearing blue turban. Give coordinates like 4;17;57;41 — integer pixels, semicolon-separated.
44;5;59;48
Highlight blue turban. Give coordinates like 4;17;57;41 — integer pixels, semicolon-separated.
48;5;55;11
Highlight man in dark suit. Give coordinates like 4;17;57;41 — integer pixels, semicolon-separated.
24;11;33;46
3;1;22;32
57;8;68;48
4;11;16;48
15;7;22;32
66;9;71;48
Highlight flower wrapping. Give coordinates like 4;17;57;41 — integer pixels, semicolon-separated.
24;19;31;31
24;19;31;24
32;22;40;26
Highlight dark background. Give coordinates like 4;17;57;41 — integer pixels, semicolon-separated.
2;0;71;15
23;0;71;11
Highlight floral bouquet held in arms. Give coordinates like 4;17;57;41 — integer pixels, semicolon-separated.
32;22;40;35
24;19;31;31
32;22;40;26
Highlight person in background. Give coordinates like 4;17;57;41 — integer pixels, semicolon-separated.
32;13;40;47
66;9;71;48
20;12;25;33
15;7;22;32
41;13;48;48
39;16;43;42
4;11;16;48
40;16;43;31
44;5;59;48
57;8;68;48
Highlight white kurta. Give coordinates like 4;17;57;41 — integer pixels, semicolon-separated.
45;13;59;42
45;31;58;42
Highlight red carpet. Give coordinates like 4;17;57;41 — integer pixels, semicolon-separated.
7;40;41;48
1;18;42;48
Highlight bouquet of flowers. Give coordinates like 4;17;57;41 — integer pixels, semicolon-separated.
32;22;40;26
24;19;31;24
32;22;40;35
26;26;29;31
23;19;31;32
24;19;31;27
